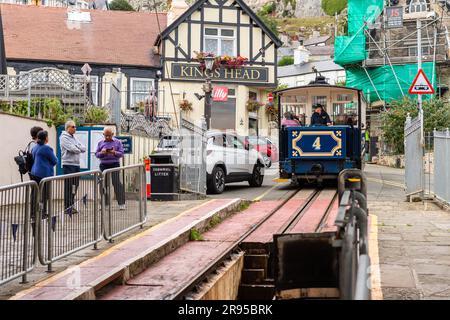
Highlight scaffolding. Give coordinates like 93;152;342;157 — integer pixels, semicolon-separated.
334;0;449;105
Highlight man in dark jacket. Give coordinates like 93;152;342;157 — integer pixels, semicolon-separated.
311;104;332;126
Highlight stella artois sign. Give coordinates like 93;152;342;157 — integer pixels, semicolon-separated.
213;86;229;102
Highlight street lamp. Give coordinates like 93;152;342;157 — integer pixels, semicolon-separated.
202;55;215;129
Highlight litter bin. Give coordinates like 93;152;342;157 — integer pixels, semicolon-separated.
149;154;179;201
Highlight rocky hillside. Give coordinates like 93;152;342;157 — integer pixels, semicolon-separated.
130;0;324;17
247;0;324;18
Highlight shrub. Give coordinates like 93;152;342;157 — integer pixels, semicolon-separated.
321;0;347;16
381;97;450;154
85;106;110;124
109;0;135;11
278;56;294;66
257;12;279;36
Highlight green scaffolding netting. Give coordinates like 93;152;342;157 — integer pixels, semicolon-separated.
334;0;384;66
348;0;384;35
334;33;368;66
346;62;437;103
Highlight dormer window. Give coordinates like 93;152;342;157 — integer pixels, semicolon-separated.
407;0;429;13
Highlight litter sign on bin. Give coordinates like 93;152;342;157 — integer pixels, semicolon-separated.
116;136;133;154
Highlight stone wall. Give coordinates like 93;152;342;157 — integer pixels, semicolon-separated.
374;153;434;174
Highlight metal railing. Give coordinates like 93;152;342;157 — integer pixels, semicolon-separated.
336;169;370;300
0;181;38;285
405;115;424;198
102;164;147;241
179;118;207;196
0;68;97;123
434;129;450;205
37;171;102;271
0;164;148;284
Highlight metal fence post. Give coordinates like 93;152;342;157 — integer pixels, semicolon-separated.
21;186;31;284
27;75;32;118
139;166;144;228
93;173;99;250
447;128;450;203
46;182;53;273
108;172;113;243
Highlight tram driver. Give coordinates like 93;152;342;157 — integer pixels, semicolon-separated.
311;104;332;126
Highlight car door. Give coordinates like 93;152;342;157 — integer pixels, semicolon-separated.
207;134;225;173
227;134;250;174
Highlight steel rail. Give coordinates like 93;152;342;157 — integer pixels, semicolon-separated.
169;187;321;300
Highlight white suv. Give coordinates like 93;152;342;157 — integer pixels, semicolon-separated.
155;131;265;194
206;131;265;194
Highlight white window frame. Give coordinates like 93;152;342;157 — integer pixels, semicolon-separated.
408;0;428;13
204;27;236;56
130;77;155;109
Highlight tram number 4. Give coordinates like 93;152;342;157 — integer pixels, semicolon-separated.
313;137;321;151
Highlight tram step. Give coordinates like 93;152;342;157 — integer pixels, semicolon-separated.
242;269;266;283
238;284;275;300
244;254;269;269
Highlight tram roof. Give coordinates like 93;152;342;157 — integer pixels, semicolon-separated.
275;84;363;95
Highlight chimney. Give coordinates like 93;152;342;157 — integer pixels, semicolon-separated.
167;0;189;26
294;43;310;65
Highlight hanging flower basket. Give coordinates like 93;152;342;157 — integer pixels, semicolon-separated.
179;99;193;112
246;99;264;112
194;51;218;71
217;55;248;69
265;102;278;116
194;52;248;70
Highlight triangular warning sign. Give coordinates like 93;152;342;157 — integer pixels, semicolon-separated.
409;69;435;94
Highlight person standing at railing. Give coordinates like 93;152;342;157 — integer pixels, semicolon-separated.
28;126;43;220
95;127;126;210
60;120;86;215
31;130;58;219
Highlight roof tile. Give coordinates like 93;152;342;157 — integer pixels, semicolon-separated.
1;4;167;67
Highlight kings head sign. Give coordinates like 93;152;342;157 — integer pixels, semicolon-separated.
171;63;269;83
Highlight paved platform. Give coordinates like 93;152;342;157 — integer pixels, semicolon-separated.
8;198;242;300
365;164;450;300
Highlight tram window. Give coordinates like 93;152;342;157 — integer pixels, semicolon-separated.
282;95;306;104
332;102;358;125
337;94;353;102
312;96;327;109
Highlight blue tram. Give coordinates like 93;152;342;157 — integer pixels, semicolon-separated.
277;78;367;183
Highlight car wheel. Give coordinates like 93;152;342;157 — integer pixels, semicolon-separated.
249;164;264;187
207;166;226;194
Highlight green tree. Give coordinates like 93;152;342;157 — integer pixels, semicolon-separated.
259;2;276;16
109;0;135;11
381;97;450;154
278;56;294;66
321;0;347;16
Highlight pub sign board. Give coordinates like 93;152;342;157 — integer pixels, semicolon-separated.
171;63;269;83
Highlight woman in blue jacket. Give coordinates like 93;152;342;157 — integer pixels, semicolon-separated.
31;130;58;218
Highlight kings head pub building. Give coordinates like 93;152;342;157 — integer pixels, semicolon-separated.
157;0;282;136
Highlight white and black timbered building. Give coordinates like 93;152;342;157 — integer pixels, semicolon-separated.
156;0;282;135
